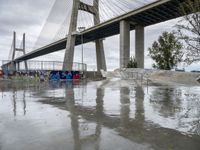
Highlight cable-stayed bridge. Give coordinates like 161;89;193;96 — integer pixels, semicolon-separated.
1;0;194;72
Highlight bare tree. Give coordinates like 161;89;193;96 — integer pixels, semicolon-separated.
176;0;200;64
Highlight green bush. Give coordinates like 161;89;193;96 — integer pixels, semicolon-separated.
127;56;137;68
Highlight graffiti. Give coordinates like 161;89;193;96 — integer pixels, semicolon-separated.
0;70;81;81
49;71;81;81
0;70;3;78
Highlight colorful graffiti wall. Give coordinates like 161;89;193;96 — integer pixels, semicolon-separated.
49;71;81;81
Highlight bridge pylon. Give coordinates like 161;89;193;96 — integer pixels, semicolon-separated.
11;32;28;71
63;0;107;72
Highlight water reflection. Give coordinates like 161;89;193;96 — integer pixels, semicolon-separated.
120;87;130;128
96;88;104;117
146;86;200;136
23;90;26;115
12;90;16;116
65;83;200;149
149;88;182;118
11;89;27;116
135;87;144;122
65;86;80;150
60;83;199;149
1;81;200;150
95;88;103;150
65;84;102;150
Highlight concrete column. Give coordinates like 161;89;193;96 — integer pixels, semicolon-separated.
135;26;144;68
94;0;107;71
63;0;80;70
17;62;20;71
120;20;130;68
10;62;16;73
12;31;16;61
23;33;28;71
95;40;107;72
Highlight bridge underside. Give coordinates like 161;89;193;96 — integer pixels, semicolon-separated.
9;0;187;68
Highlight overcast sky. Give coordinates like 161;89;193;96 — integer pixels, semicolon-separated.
0;0;199;71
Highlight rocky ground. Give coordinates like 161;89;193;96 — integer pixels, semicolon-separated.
101;68;200;86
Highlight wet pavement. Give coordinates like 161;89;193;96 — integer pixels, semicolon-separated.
0;80;200;150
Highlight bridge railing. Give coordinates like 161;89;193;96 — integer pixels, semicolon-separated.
1;60;87;72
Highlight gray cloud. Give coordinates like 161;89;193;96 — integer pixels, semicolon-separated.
0;0;54;63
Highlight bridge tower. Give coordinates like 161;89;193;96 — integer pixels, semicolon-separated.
63;0;107;72
11;32;28;71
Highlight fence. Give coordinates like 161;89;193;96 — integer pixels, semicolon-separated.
1;60;87;72
125;71;144;82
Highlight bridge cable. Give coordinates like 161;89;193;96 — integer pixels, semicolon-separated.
103;0;122;18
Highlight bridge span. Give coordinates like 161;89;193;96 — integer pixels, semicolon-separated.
3;0;189;70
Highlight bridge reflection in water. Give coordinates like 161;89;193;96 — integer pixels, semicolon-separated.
0;81;200;150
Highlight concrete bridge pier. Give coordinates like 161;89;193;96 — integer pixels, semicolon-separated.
119;20;144;69
10;62;16;73
17;62;20;71
120;20;130;68
135;26;144;68
95;39;107;72
94;0;107;72
63;0;80;71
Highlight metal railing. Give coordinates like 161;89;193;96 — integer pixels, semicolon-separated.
1;60;87;72
125;71;144;82
120;70;150;86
